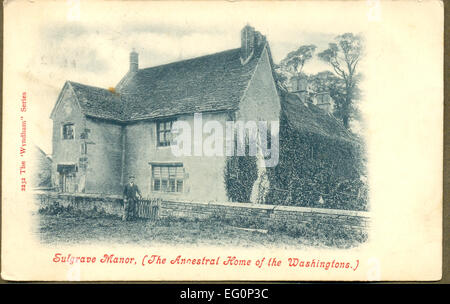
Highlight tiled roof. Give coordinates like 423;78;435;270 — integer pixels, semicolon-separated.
280;89;358;144
68;81;124;121
121;47;262;120
65;45;265;122
58;44;354;145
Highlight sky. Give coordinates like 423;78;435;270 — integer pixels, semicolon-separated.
27;3;344;155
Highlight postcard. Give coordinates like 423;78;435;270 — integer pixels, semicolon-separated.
1;0;443;281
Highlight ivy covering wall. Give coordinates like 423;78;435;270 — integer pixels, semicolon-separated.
265;111;368;211
224;153;258;203
224;107;368;211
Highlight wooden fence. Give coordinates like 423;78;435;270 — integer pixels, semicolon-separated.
135;198;161;220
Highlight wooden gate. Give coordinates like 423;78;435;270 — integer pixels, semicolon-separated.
135;198;161;220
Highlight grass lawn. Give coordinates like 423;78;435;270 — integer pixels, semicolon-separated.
37;210;367;249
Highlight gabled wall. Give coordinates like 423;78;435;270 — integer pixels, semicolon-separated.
237;46;281;123
51;86;87;191
232;46;281;203
51;85;124;195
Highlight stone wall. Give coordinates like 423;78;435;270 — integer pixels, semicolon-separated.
36;192;124;217
34;192;369;230
158;200;369;231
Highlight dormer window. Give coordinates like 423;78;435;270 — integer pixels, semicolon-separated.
157;119;175;147
62;123;74;140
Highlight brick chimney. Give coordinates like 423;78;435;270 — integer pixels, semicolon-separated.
240;25;266;64
130;49;139;72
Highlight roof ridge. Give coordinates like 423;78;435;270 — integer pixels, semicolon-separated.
137;47;241;72
67;80;113;92
58;45;265;122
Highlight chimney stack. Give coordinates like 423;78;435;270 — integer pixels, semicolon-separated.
290;76;308;92
314;92;334;113
240;25;266;64
290;75;308;102
130;49;139;72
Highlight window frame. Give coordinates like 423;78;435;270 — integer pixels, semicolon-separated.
62;123;75;140
151;163;184;194
156;118;176;147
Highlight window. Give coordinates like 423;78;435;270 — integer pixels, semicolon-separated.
152;164;184;193
80;128;90;139
62;123;74;140
157;119;175;147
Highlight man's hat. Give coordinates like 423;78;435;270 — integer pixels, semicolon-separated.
129;174;135;178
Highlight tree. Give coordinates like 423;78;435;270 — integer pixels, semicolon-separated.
275;44;316;88
318;33;362;129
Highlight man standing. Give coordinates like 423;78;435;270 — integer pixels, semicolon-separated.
123;175;142;221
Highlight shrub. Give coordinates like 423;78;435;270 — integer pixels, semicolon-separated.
39;201;118;219
224;153;258;203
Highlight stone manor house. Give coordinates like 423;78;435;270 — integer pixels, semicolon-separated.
50;25;356;203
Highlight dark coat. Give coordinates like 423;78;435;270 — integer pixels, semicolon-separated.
123;182;142;200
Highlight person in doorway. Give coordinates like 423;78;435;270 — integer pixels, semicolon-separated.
123;175;142;221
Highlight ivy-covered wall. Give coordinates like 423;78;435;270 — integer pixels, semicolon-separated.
224;154;258;203
265;111;368;211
